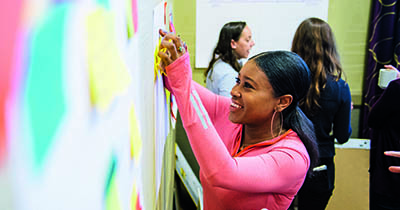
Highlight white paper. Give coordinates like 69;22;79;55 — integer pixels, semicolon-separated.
153;0;169;201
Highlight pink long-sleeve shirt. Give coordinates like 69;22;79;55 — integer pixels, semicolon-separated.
165;53;310;210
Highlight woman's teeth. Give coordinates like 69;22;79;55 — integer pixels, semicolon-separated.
231;103;242;108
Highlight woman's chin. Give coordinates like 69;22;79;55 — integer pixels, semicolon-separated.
228;115;240;124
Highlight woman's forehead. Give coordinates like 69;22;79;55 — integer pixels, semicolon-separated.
241;25;251;37
240;61;270;85
241;61;261;75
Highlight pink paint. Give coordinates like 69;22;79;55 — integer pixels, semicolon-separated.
0;0;23;166
131;0;138;33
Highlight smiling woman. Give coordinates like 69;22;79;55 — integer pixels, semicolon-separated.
204;21;255;97
158;31;318;210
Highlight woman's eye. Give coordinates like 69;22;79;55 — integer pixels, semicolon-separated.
244;82;253;89
235;77;240;84
236;77;253;89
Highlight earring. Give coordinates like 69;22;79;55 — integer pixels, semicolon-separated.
271;109;283;139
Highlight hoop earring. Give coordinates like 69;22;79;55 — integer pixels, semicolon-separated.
271;110;283;139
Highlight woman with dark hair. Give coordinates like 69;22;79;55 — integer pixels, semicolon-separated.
158;31;318;210
205;21;255;97
291;17;352;210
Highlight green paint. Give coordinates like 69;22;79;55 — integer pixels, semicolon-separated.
104;156;117;197
97;0;110;9
25;4;69;173
104;155;121;210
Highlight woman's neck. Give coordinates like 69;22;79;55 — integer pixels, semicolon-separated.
242;125;271;145
241;123;285;146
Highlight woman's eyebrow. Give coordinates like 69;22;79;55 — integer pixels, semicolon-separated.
243;75;256;84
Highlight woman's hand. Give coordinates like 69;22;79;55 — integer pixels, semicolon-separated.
158;29;186;67
384;65;400;79
384;151;400;173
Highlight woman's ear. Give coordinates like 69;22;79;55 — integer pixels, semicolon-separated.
231;39;237;49
276;94;293;112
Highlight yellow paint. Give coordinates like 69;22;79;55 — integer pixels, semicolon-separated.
106;176;122;210
130;105;142;162
86;7;131;112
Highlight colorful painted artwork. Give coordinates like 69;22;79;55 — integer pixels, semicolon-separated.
3;1;176;210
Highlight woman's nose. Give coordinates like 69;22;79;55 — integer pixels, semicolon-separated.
231;86;241;98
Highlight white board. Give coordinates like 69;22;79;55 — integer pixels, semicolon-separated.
195;0;329;68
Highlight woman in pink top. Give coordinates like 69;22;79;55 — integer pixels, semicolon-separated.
159;32;319;210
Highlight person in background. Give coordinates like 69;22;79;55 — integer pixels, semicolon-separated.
158;31;318;210
291;17;352;210
205;21;255;97
368;65;400;210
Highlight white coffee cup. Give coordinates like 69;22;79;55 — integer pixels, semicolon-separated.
378;68;397;89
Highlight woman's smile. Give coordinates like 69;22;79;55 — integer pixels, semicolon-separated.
230;101;243;112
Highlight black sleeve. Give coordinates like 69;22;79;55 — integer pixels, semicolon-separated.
368;79;400;128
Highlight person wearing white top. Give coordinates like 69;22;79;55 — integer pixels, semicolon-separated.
205;21;255;97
